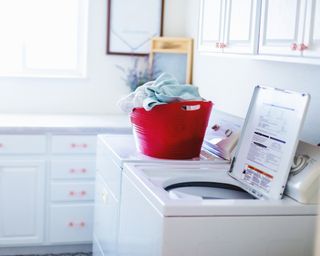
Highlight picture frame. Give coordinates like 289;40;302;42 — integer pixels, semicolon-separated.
107;0;164;56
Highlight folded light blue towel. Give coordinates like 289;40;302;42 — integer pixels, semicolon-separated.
143;73;203;110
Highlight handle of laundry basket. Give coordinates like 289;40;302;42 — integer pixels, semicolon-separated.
181;104;201;111
180;101;209;111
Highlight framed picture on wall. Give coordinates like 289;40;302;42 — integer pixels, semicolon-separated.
107;0;164;56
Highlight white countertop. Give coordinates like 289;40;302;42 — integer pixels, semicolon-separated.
0;114;132;134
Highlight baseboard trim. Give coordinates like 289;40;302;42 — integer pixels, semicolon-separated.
0;244;92;256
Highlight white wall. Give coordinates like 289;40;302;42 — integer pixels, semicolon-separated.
0;0;187;115
163;0;187;36
186;0;320;144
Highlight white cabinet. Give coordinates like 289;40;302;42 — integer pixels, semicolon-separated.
0;160;45;246
223;0;260;54
198;0;320;64
49;204;93;244
93;174;118;256
198;0;260;54
93;138;123;256
49;135;97;244
0;115;131;253
259;0;320;59
51;181;94;202
259;0;306;56
198;0;225;53
304;0;320;58
0;135;46;154
0;134;97;248
51;135;97;155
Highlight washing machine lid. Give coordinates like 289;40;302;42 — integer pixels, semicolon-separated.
229;86;310;200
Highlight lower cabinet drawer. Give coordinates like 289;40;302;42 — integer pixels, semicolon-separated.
0;135;46;154
51;135;97;154
51;159;96;180
51;182;94;202
49;204;93;244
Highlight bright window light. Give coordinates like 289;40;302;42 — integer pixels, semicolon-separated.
0;0;88;77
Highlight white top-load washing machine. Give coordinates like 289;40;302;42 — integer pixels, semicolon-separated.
118;160;318;256
116;86;318;256
93;110;242;256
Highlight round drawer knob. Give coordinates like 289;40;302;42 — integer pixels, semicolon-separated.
291;43;297;50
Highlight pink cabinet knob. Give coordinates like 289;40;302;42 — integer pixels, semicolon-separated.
219;43;226;48
70;143;88;148
299;43;308;51
0;143;3;148
69;190;86;196
291;43;297;50
69;168;87;174
68;221;85;227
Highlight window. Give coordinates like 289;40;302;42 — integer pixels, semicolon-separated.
0;0;88;77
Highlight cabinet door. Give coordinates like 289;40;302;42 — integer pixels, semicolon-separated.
259;0;306;56
198;0;226;52
303;0;320;57
93;174;119;256
223;0;260;54
0;161;45;245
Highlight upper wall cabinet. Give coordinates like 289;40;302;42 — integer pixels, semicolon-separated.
303;0;320;58
198;0;225;53
223;0;260;54
198;0;320;64
198;0;260;54
259;0;306;56
260;0;320;58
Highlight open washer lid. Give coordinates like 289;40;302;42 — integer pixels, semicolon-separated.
229;86;310;200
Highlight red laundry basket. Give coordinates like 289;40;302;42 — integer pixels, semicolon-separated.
130;101;213;159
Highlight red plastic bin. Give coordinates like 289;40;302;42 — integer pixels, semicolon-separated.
130;101;213;159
